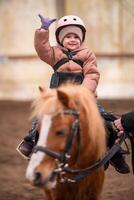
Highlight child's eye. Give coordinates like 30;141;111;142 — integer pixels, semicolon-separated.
66;35;71;38
75;35;79;39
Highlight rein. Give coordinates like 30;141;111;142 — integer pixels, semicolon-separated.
33;108;127;182
62;132;126;181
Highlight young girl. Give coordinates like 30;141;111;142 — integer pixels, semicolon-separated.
35;14;99;92
17;14;129;174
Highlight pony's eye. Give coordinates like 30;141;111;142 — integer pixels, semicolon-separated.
56;129;66;136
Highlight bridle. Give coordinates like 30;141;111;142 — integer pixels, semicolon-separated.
34;109;80;163
33;109;81;182
33;108;127;182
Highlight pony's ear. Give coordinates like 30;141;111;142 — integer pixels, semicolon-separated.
57;89;69;107
38;86;46;93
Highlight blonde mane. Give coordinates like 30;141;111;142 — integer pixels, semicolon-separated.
32;83;106;157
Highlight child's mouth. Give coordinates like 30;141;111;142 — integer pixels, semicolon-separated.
69;43;76;46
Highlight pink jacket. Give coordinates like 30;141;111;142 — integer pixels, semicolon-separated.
34;29;100;93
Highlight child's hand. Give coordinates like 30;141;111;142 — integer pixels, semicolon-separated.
38;14;56;30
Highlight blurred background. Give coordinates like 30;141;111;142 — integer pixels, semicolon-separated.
0;0;134;100
0;1;134;200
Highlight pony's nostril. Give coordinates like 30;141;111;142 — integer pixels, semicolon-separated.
33;172;42;186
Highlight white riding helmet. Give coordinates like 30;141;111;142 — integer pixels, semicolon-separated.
55;15;86;46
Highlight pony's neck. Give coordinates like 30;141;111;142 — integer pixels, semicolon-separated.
69;116;99;169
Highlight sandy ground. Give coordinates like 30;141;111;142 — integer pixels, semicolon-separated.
0;99;134;200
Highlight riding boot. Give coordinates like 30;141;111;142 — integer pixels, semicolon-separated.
98;103;130;174
16;118;39;159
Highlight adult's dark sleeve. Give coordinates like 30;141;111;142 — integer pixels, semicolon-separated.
121;111;134;132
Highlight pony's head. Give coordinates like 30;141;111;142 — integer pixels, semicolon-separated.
26;84;106;189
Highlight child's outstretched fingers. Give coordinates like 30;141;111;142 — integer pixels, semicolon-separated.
38;14;56;29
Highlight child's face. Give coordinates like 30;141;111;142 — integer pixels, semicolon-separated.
62;33;81;50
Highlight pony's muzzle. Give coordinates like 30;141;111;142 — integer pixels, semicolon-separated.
33;170;57;189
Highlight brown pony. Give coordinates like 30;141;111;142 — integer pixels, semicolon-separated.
26;83;106;200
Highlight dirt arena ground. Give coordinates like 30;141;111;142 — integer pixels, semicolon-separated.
0;99;134;200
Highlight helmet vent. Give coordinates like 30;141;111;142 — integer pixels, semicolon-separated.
64;19;67;21
73;18;77;21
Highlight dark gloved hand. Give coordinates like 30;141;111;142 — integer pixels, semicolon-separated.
38;14;56;30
